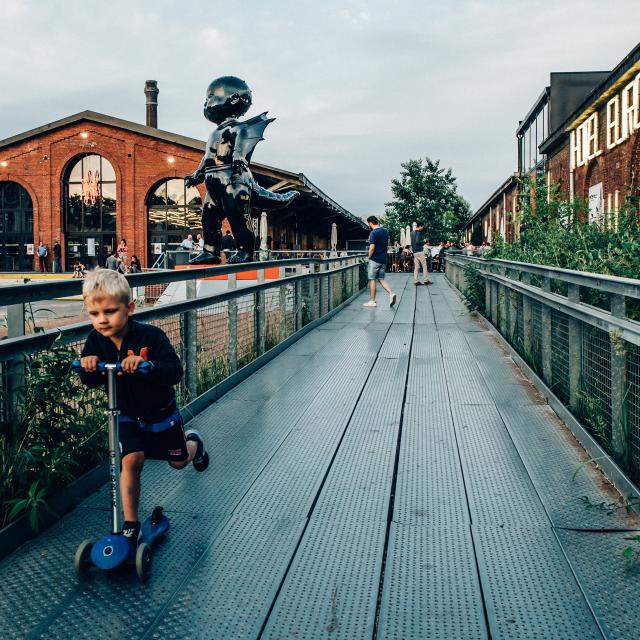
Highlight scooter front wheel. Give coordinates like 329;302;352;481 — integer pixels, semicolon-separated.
135;542;152;582
74;539;93;578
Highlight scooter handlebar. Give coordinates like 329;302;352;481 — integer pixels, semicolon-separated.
71;360;152;375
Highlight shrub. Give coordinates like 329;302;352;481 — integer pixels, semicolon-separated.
492;175;640;280
462;263;486;314
0;345;107;530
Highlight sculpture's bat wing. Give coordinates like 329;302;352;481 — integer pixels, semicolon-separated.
236;112;275;162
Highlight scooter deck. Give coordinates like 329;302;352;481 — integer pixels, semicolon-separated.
140;513;170;546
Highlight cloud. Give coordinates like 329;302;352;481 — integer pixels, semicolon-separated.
0;0;639;217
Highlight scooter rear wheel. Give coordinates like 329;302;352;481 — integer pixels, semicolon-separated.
74;539;93;578
135;542;152;582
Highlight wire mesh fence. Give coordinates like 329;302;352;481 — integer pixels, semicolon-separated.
530;299;543;374
581;324;613;442
550;310;570;405
446;255;640;484
627;344;640;482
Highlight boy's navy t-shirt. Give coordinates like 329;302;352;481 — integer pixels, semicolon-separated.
368;227;389;264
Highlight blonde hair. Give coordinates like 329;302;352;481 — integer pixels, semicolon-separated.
82;268;131;304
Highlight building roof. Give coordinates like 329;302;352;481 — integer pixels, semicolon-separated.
0;110;368;232
540;41;640;154
465;174;519;228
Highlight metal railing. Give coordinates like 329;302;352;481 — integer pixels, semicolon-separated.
149;249;363;270
446;254;640;487
0;255;367;421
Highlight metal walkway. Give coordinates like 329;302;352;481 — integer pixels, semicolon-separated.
2;274;640;639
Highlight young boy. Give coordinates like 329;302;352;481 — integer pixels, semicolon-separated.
78;269;208;547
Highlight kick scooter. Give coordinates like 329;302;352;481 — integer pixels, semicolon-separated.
71;360;170;582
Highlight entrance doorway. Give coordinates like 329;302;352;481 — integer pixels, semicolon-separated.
63;154;117;270
65;234;116;270
0;181;34;272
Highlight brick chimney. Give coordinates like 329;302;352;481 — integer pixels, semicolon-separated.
144;80;159;128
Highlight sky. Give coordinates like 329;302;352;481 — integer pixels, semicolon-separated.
1;0;639;218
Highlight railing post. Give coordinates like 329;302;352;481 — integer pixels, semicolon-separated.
610;293;627;460
319;263;327;316
484;264;491;316
507;269;518;343
295;264;303;331
255;288;266;356
227;273;238;373
522;272;533;356
490;265;498;325
540;276;553;386
327;265;334;311
6;303;25;421
279;266;287;342
567;283;582;409
183;280;198;401
352;260;358;294
498;266;508;335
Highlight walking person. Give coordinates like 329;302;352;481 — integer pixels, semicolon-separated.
410;222;431;286
105;249;119;271
37;241;49;272
53;240;62;273
363;216;396;308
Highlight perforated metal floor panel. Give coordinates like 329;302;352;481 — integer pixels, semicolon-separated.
146;516;307;640
232;356;375;520
474;525;602;639
393;402;469;528
499;404;640;530
261;517;387;640
555;528;640;640
378;524;488;640
451;404;549;526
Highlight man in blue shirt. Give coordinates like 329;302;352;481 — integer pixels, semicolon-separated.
364;216;396;308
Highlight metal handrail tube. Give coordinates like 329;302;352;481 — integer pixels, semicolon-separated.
0;262;361;361
0;254;366;307
448;255;640;299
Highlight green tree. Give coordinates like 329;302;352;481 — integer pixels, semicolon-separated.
382;158;471;244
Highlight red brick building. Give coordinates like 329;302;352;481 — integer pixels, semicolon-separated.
542;43;640;227
463;175;519;246
462;63;632;243
0;96;367;271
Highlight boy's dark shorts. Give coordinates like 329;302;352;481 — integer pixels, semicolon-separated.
119;413;189;461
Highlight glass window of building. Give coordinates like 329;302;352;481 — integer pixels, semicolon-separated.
63;154;117;269
147;178;202;265
0;181;34;271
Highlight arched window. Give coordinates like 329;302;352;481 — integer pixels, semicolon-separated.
0;181;34;271
147;179;202;263
63;154;117;268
